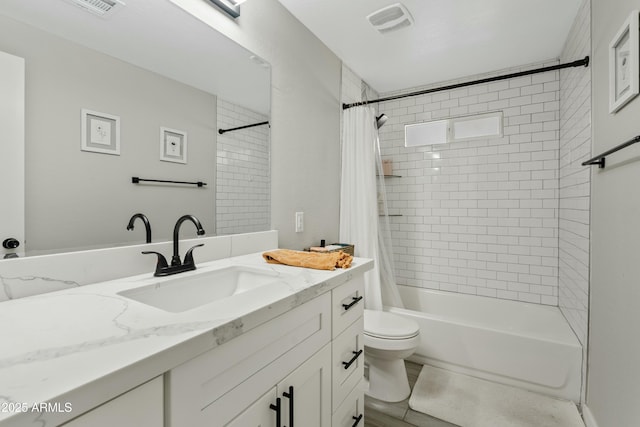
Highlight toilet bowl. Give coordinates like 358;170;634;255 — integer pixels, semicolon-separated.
364;309;420;402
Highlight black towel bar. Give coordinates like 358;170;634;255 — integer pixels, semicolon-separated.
132;177;207;187
582;135;640;169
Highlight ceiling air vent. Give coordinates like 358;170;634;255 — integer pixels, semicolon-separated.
63;0;125;18
367;3;414;34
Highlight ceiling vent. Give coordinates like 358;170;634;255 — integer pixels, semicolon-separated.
63;0;125;18
367;3;414;34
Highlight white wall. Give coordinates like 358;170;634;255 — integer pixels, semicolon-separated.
587;0;640;425
377;62;562;305
216;99;270;235
171;0;343;250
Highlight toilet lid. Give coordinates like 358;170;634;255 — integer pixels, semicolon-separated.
364;309;420;339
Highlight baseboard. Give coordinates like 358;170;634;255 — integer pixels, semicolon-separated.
582;405;598;427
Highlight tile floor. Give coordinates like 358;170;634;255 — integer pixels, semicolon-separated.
363;361;460;427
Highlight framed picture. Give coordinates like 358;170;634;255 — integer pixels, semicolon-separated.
609;10;639;113
160;127;187;164
81;109;120;155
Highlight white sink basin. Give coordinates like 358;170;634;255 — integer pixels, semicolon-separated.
118;266;286;313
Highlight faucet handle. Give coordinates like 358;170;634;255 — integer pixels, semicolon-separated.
142;251;169;273
184;244;204;267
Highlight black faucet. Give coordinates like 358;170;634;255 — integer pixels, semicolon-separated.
127;213;152;243
142;215;206;277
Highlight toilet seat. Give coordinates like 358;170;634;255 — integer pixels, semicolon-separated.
364;309;420;340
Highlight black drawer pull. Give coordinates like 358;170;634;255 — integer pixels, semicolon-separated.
352;414;363;427
270;397;282;427
283;386;294;427
342;349;363;369
342;296;363;311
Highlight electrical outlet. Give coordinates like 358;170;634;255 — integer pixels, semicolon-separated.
295;212;304;233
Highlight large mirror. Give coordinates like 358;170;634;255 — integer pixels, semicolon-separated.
0;0;271;258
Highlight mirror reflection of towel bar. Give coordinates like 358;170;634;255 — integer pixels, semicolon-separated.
131;177;207;187
218;121;270;135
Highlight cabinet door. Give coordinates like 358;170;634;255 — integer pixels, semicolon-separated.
332;275;364;338
61;377;163;427
277;344;331;427
332;316;364;408
226;388;277;427
332;380;365;427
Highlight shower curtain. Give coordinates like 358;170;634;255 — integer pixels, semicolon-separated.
340;106;403;310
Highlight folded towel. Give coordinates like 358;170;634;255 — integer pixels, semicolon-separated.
262;249;353;271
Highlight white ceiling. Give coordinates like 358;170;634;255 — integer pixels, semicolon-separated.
0;0;271;114
276;0;583;94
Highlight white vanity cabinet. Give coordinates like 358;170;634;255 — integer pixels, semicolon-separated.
166;292;332;426
166;272;366;427
61;377;163;427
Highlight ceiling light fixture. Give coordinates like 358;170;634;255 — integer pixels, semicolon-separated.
206;0;248;19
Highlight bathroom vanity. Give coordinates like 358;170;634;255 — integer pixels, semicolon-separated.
0;250;371;427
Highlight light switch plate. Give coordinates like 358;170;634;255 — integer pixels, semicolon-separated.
295;212;304;233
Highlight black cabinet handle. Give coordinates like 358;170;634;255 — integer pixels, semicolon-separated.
270;397;282;427
342;349;363;369
342;296;363;311
282;386;294;427
352;414;363;427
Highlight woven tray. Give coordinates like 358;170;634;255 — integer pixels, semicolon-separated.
309;243;354;256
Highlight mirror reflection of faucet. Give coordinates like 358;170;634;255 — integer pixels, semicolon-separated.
142;215;206;277
127;213;152;243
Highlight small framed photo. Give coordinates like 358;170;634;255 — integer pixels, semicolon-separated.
81;109;120;155
160;127;187;164
609;10;639;113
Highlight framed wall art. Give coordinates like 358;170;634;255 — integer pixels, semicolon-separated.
160;127;187;164
609;10;639;113
81;109;120;155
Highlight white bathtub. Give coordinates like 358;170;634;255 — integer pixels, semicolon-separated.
387;285;582;402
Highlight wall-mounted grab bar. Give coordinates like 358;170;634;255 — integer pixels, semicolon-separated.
132;177;207;187
582;135;640;168
218;121;270;135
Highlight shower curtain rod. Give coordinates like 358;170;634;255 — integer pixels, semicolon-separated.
342;56;590;110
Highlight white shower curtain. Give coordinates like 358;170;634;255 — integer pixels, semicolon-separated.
340;106;403;310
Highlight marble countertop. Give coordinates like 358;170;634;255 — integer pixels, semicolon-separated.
0;252;373;427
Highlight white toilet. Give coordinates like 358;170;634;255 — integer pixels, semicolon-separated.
363;309;420;402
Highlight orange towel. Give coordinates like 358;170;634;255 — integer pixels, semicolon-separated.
262;249;353;271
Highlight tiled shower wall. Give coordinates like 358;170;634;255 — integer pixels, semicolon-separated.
378;61;562;305
216;99;270;235
558;0;591;345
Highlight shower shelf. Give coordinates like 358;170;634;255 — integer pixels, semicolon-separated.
377;175;402;178
379;214;403;217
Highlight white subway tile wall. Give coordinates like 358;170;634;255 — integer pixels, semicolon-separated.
216;99;270;235
559;0;591;346
378;60;563;305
